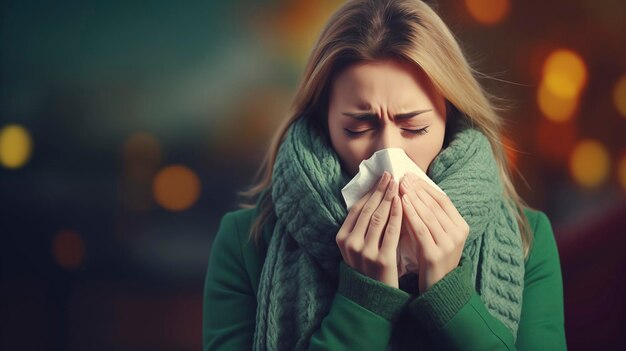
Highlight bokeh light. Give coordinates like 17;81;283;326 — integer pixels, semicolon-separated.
537;82;579;122
1;1;625;350
0;124;33;169
464;0;511;26
53;230;85;270
613;74;626;118
537;49;587;122
542;49;588;99
153;165;201;212
618;152;626;193
569;139;610;188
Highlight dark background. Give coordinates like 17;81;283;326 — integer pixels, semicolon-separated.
2;0;625;350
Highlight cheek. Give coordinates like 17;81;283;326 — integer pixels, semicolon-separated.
339;145;367;177
328;127;363;176
406;136;445;171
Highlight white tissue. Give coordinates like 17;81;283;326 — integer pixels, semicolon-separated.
340;148;446;278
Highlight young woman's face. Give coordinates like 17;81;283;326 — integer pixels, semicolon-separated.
327;58;447;178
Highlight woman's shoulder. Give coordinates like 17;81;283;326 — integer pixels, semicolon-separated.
220;206;258;231
214;206;261;251
218;188;272;238
521;207;560;270
211;206;267;292
216;188;274;252
522;207;554;241
522;207;549;228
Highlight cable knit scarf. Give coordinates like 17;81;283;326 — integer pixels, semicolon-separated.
252;116;525;350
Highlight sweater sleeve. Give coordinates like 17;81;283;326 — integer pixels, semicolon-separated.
306;261;413;350
203;211;414;351
406;211;567;350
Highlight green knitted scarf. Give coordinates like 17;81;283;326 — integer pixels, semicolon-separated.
252;116;524;350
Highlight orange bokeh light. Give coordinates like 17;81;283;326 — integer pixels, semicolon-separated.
464;0;511;26
153;165;201;212
613;74;626;118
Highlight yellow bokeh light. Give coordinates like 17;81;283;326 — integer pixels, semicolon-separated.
0;124;33;169
464;0;511;26
53;230;85;270
618;153;626;193
613;75;626;118
153;165;201;212
569;139;610;188
537;82;579;122
542;49;587;99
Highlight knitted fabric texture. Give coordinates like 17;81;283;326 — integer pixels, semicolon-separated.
252;116;525;350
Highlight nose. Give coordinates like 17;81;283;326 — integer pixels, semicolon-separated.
375;125;402;151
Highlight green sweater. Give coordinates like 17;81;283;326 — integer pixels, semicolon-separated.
203;202;567;350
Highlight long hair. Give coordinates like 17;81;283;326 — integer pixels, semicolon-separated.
237;0;534;260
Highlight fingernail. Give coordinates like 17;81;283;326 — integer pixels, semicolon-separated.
402;174;410;184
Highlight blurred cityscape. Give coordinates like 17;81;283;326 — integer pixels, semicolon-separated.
1;0;625;350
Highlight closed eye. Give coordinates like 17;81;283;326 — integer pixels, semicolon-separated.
343;126;429;137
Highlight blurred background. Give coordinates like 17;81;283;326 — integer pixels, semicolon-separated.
1;0;625;350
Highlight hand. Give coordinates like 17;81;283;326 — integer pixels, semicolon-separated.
399;172;470;293
336;171;403;288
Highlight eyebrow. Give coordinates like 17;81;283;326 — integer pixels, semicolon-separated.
342;109;432;121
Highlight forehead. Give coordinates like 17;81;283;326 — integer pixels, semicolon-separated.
329;59;439;105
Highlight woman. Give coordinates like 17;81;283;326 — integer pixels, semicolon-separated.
203;0;567;350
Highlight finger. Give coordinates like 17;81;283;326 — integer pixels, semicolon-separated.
341;185;374;236
406;188;451;247
401;193;437;254
413;177;466;228
364;179;397;250
400;178;449;246
342;171;391;234
380;195;402;254
352;172;391;235
409;178;456;233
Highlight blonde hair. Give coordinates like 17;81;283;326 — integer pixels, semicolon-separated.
237;0;534;260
